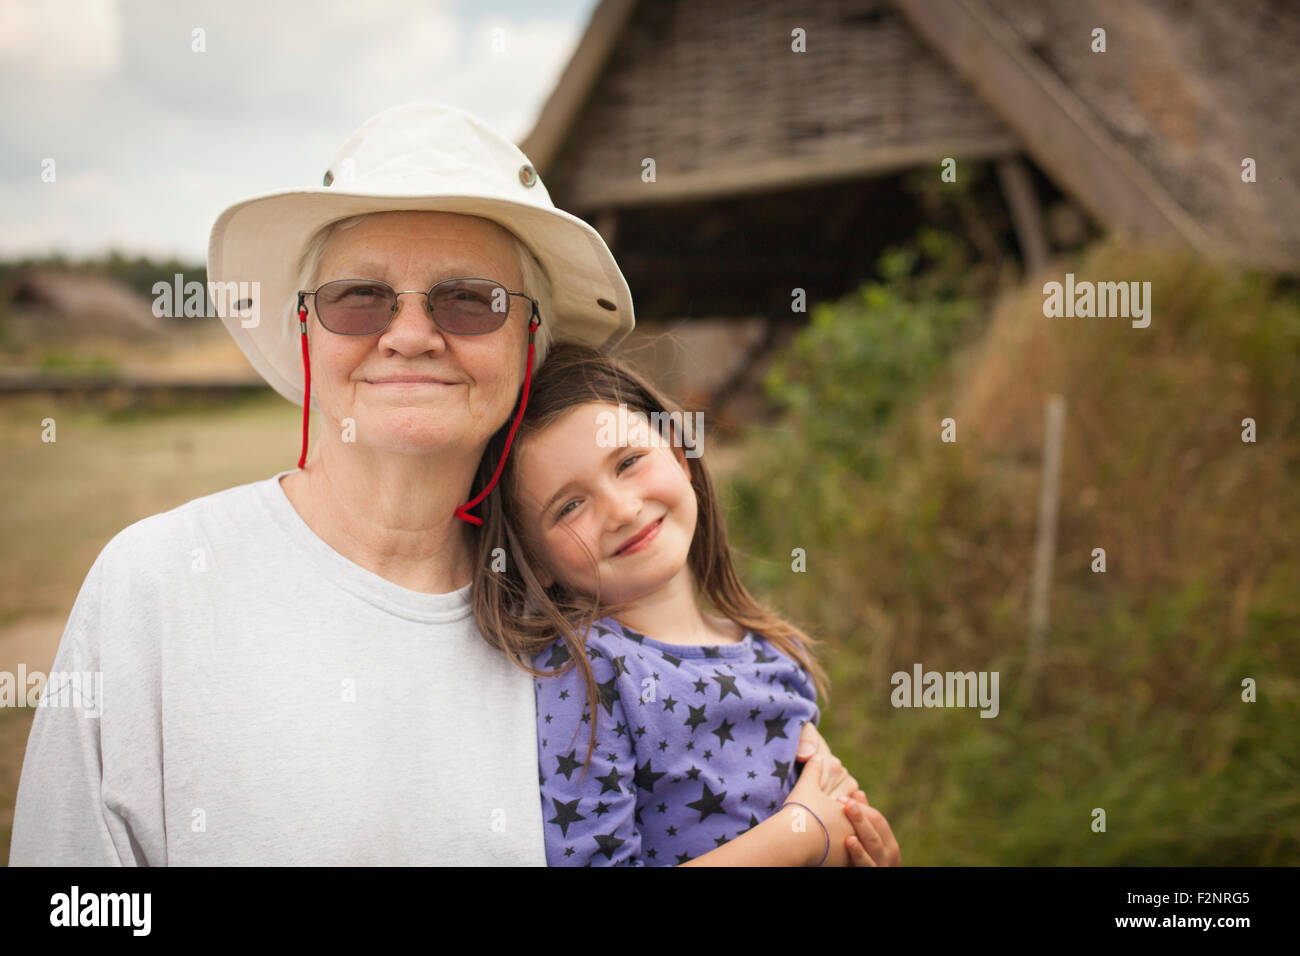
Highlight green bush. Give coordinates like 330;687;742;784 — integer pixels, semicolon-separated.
722;238;1300;864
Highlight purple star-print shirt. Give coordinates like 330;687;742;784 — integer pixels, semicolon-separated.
534;617;821;866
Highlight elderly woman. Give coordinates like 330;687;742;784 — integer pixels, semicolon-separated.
9;103;893;866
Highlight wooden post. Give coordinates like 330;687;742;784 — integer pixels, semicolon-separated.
1025;394;1066;701
997;157;1050;275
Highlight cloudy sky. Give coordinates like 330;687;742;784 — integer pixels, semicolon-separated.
0;0;599;261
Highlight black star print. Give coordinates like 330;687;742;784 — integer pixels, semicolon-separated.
657;802;668;813
711;717;737;748
544;713;553;724
663;653;683;669
703;647;721;659
647;848;657;859
609;655;629;676
745;746;753;757
747;814;761;830
764;710;790;744
559;689;570;701
554;750;582;780
596;674;619;717
615;722;629;738
635;725;647;738
703;750;713;761
747;770;757;779
752;647;778;664
714;834;729;847
634;758;667;793
544;642;571;669
676;853;691;864
712;669;742;701
593;832;625;860
686;782;728;822
667;825;678;837
685;765;702;781
658;740;669;751
618;623;644;642
565;846;574;856
693;678;708;695
593;801;611;817
662;695;678;712
685;704;708;732
595;768;624;795
748;707;762;721
772;759;791;785
548;798;586;837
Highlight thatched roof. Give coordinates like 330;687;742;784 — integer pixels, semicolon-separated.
523;0;1300;272
1;269;167;341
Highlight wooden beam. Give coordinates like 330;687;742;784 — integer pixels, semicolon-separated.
997;157;1050;274
518;0;640;175
569;137;1019;210
892;0;1221;258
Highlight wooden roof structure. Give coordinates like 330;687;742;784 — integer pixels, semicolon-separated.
522;0;1300;301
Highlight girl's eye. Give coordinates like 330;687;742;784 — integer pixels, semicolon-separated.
555;499;580;521
617;453;643;473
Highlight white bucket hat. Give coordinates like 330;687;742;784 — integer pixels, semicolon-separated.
206;101;634;408
206;102;635;524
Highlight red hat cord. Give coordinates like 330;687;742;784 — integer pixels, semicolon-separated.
295;296;540;527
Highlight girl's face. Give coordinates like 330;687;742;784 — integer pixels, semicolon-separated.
513;402;697;606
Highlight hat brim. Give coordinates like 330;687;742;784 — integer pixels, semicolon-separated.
206;188;635;407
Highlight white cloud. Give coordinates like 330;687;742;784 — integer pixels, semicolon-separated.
0;0;596;260
0;0;124;79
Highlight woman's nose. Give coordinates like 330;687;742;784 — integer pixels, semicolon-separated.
381;293;446;351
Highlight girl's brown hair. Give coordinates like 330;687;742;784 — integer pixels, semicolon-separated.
467;343;830;771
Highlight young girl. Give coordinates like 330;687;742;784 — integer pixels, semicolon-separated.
472;344;868;866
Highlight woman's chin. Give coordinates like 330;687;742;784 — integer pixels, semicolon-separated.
355;416;467;457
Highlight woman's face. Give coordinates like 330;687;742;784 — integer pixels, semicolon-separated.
513;402;698;606
307;210;528;457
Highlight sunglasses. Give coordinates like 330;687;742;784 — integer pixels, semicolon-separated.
298;277;538;336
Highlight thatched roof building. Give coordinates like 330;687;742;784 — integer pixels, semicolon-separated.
523;0;1299;327
1;269;167;343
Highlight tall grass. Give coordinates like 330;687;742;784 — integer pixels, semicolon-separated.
724;237;1300;864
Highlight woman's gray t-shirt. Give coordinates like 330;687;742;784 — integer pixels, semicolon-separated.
8;470;546;865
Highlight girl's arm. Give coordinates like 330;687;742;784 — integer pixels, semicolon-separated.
535;648;646;866
679;753;860;867
678;803;822;866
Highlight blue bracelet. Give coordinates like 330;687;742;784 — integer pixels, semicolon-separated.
781;800;830;867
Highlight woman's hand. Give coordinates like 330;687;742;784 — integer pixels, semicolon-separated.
795;722;903;867
842;790;902;866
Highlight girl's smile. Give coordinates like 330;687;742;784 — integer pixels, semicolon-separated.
613;515;664;556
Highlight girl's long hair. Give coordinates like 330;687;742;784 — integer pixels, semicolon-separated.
468;343;830;771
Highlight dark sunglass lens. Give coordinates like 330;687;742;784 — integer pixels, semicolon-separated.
431;278;509;334
316;280;394;334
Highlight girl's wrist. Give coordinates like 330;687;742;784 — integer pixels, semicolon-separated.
778;801;830;867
